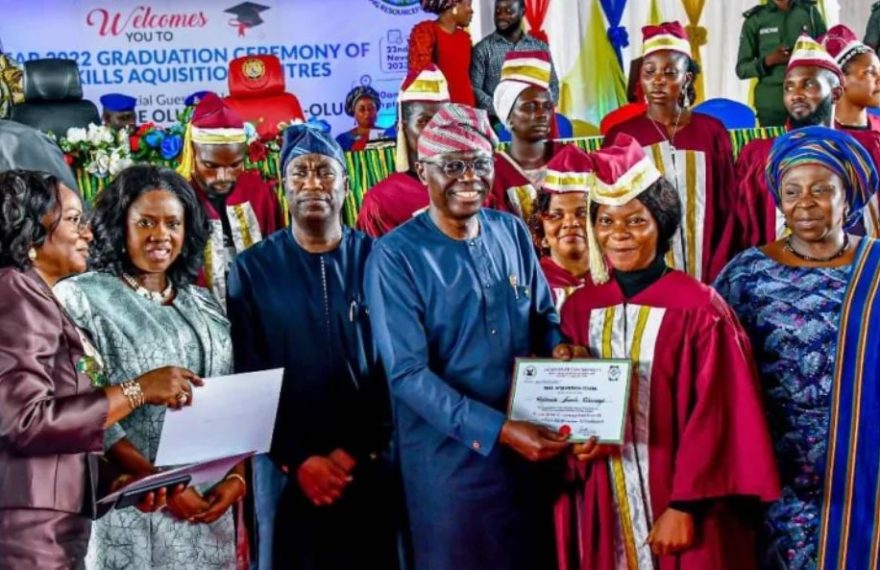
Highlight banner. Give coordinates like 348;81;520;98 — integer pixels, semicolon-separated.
0;0;426;134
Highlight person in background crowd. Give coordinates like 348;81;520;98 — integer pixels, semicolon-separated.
176;93;283;305
735;35;880;245
471;0;559;126
335;85;383;153
0;119;79;191
822;25;880;131
556;135;779;570
408;0;476;106
715;127;880;570
366;103;583;570
0;169;192;570
55;165;242;570
100;93;138;132
228;123;397;570
527;145;591;311
357;65;451;237
864;1;880;50
736;0;827;127
605;22;737;284
491;51;566;220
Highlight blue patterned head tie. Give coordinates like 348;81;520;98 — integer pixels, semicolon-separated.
766;126;879;228
344;85;381;117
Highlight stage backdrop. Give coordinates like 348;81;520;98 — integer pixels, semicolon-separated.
0;0;426;134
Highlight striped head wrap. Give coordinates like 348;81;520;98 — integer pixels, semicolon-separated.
493;51;553;124
766;126;879;228
344;85;381;117
417;103;498;160
420;0;460;14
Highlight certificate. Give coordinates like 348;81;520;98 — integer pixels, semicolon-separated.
508;358;632;444
154;368;283;467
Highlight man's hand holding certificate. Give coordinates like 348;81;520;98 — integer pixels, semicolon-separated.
508;358;632;444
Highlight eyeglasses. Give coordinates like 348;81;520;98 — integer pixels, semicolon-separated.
420;157;494;179
63;212;91;232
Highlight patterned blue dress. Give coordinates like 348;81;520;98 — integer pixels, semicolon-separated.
714;247;851;570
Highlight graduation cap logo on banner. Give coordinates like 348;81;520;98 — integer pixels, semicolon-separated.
225;2;270;36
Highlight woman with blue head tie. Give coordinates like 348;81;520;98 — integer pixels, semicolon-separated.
714;126;880;570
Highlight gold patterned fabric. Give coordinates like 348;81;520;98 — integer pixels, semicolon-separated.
0;53;24;119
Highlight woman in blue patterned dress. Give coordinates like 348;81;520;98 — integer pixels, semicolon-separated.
55;165;242;570
714;127;880;570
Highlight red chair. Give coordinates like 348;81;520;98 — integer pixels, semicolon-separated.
599;102;647;136
225;55;305;140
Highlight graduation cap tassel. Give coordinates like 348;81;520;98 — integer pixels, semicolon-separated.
176;123;195;181
586;189;610;284
395;104;409;173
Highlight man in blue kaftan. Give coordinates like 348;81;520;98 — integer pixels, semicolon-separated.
366;103;577;570
227;123;397;570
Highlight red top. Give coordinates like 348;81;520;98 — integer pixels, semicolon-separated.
408;21;475;106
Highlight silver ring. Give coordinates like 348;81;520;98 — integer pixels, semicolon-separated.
177;392;189;405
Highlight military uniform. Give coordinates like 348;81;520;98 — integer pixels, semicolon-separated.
736;0;826;127
865;2;880;49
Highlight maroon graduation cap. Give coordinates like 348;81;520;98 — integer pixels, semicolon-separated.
225;2;270;36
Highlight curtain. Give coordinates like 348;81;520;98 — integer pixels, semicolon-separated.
681;0;708;103
559;0;627;129
524;0;552;43
600;0;630;67
649;0;664;25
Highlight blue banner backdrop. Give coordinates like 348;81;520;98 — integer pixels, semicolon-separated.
0;0;427;134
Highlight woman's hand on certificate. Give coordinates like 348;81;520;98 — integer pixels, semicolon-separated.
552;343;589;361
500;420;571;462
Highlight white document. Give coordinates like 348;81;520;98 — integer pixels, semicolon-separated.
508;358;632;444
154;368;283;467
97;452;254;506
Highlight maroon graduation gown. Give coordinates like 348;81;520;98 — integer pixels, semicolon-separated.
555;271;780;570
605;113;738;283
539;256;587;312
356;172;429;238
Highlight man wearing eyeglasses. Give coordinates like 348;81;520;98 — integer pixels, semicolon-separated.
227;123;398;570
365;103;582;570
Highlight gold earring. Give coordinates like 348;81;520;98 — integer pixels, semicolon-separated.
452;6;459;15
541;238;550;248
27;247;37;261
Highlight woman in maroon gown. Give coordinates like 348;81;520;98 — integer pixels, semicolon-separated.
554;135;779;570
603;22;737;283
527;145;592;311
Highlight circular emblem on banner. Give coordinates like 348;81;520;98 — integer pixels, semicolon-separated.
369;0;420;16
242;58;266;80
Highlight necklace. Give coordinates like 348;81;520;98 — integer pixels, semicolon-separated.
784;234;850;262
121;273;174;304
648;106;684;148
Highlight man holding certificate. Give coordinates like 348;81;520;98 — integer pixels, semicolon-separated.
554;134;780;569
366;103;581;570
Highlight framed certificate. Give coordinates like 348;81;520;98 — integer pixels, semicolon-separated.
508;358;633;444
